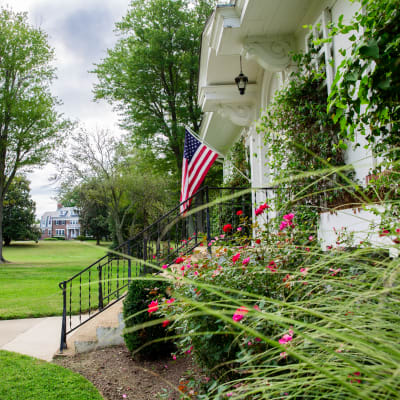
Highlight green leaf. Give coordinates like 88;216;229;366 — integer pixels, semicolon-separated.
377;79;391;90
359;39;379;58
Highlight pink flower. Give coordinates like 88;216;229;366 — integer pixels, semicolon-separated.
255;337;261;342
283;213;294;221
280;351;287;359
162;264;168;269
232;306;248;321
379;229;390;237
308;235;314;241
260;203;270;210
172;354;177;360
237;227;242;231
220;234;225;239
279;334;293;344
223;224;232;232
162;320;170;327
305;247;310;252
226;393;233;398
232;253;241;263
166;298;175;304
300;268;308;276
194;271;199;276
186;346;193;354
148;300;158;313
253;305;260;311
329;268;341;276
236;210;243;216
242;257;250;266
122;395;127;399
180;265;185;271
152;255;156;259
175;257;185;264
279;220;289;231
255;207;263;216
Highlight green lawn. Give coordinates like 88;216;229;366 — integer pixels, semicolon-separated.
0;241;110;319
0;350;103;400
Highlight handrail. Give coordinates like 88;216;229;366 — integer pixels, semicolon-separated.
114;186;208;252
58;186;276;352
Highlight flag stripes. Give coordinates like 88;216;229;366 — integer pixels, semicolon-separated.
180;130;219;214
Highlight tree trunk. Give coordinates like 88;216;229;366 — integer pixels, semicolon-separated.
0;200;8;263
96;236;100;246
4;237;11;246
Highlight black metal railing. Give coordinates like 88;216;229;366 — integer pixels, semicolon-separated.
59;186;275;351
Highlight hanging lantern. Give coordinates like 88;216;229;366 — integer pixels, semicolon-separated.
235;56;248;95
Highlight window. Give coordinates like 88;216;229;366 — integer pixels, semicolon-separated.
55;229;65;236
305;8;334;93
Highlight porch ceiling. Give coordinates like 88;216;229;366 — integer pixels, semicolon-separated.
200;0;316;90
199;112;242;156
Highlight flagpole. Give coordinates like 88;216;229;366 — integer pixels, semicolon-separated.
184;125;224;159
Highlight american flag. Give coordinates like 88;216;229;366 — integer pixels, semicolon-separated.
180;129;219;213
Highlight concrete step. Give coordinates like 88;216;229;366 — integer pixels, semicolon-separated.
57;297;125;357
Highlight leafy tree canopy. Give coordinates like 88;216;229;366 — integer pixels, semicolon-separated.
92;0;215;176
3;175;39;245
0;8;71;261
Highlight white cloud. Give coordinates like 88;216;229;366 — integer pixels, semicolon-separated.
0;0;131;217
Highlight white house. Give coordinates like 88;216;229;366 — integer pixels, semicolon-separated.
198;0;393;252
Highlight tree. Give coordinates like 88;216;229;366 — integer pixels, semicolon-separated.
3;176;39;246
60;180;110;245
57;128;173;246
0;9;70;261
93;0;214;175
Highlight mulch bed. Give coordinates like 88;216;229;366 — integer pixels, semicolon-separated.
54;345;197;400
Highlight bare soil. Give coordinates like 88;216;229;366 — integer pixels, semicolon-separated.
54;345;197;400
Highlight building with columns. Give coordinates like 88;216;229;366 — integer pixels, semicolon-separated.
198;0;393;252
40;204;81;240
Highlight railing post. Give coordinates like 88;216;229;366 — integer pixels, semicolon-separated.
59;281;67;352
205;187;212;254
98;264;103;311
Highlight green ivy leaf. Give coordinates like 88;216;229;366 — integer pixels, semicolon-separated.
377;79;391;90
359;39;379;58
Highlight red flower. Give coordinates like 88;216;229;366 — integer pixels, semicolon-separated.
232;253;241;263
223;224;232;232
148;300;158;313
236;210;243;216
255;238;261;244
175;257;185;264
162;320;170;327
232;306;249;321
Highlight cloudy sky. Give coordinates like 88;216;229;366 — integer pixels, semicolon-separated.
0;0;131;217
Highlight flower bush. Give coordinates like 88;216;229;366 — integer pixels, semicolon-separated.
122;278;175;359
152;204;399;399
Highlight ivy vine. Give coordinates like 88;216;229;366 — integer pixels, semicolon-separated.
328;0;400;165
257;51;350;232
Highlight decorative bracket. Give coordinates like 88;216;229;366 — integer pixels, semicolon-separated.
243;35;294;72
217;104;255;127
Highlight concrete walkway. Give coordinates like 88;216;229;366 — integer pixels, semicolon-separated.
0;316;79;361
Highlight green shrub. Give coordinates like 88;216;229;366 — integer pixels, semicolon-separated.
43;237;58;241
159;205;400;399
123;278;175;359
76;235;91;241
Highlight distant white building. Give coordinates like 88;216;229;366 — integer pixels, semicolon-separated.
40;204;81;240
